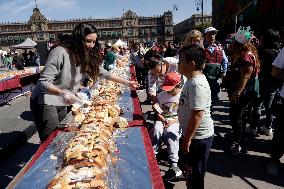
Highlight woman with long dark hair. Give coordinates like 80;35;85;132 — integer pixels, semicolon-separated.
227;27;260;155
31;23;137;142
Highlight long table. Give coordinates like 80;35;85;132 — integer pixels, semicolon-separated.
0;73;40;105
8;65;164;189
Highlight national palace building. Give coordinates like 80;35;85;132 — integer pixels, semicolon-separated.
0;7;173;48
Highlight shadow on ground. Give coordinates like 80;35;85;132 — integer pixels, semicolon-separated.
20;111;33;121
208;99;284;188
0;141;39;188
140;90;284;188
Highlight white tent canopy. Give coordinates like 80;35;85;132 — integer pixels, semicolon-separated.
10;37;37;49
115;39;127;47
0;50;7;56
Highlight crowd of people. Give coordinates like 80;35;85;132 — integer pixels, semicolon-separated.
118;26;283;188
0;49;40;70
28;22;284;189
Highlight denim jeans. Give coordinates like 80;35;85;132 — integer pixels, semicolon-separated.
30;97;67;142
251;85;276;129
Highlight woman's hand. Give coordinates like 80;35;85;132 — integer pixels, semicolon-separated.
127;80;139;89
60;90;77;105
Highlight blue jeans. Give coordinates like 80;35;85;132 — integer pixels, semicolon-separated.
251;86;277;129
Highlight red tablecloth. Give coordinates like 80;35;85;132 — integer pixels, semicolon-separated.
0;73;40;93
0;76;22;92
26;129;62;171
128;65;146;127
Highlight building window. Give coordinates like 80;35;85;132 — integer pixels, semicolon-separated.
139;29;144;36
144;29;149;36
112;31;117;37
128;29;134;36
165;27;171;35
152;28;157;36
2;36;8;42
49;34;56;41
20;35;25;40
102;31;107;37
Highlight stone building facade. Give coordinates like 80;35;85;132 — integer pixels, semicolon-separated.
174;14;212;41
0;8;173;48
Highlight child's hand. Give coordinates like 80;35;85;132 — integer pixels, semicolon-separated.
165;120;170;125
181;138;191;154
157;114;166;123
164;120;170;128
165;119;177;127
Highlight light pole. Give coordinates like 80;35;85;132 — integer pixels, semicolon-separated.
195;0;204;30
235;0;257;32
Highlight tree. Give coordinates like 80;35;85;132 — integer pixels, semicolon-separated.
173;36;183;44
193;22;212;32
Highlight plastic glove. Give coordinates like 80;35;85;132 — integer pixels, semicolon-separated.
60;90;77;105
127;80;139;90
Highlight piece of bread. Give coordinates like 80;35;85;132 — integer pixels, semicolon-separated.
113;117;128;128
47;164;106;189
74;113;85;123
108;105;121;117
71;104;81;115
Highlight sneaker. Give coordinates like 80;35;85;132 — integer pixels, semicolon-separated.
266;162;279;176
163;166;185;181
260;127;273;136
245;127;257;136
227;142;241;156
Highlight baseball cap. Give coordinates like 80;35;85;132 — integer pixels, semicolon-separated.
162;72;181;91
204;27;218;34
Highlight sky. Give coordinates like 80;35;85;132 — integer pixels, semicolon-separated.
0;0;212;24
